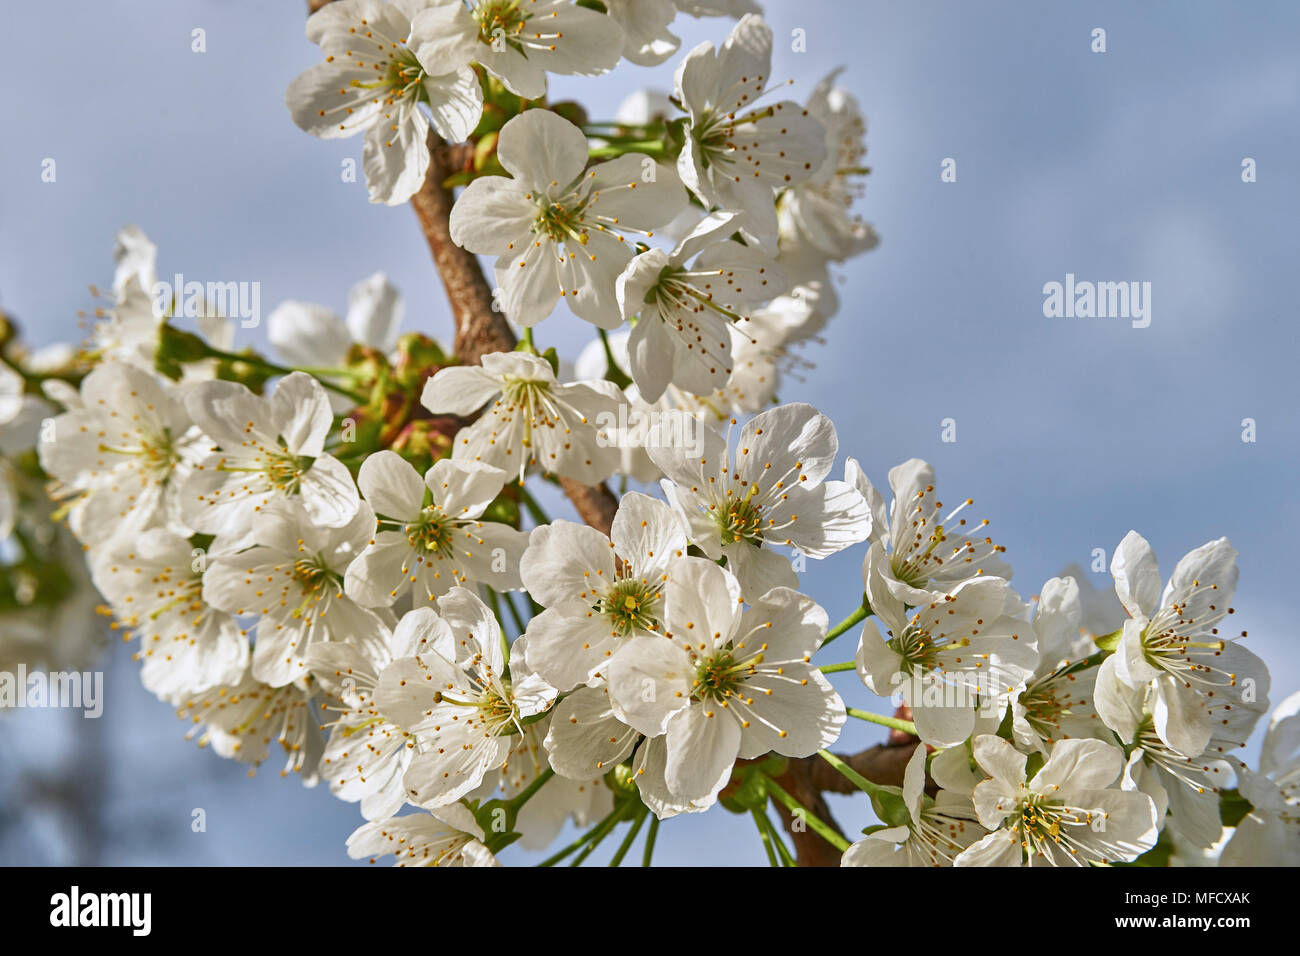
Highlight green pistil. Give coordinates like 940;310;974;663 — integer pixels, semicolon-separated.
1014;793;1080;852
693;651;760;702
148;580;202;621
437;684;518;735
383;49;426;100
262;450;310;494
535;199;590;245
596;578;660;636
501;375;554;449
1021;678;1065;735
1139;613;1225;670
349;49;426;102
475;0;530;49
886;624;963;676
481;687;516;725
717;485;764;546
407;508;454;554
97;429;178;471
650;267;748;324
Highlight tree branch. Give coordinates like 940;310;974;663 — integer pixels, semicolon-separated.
411;131;621;532
411;131;515;364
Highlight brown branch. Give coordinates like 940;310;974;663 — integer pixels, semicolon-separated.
411;131;516;363
410;131;622;532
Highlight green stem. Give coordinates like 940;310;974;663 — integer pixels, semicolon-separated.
588;140;669;161
765;779;850;852
818;748;886;798
641;816;659;867
537;803;624;867
597;328;633;389
846;707;917;736
752;808;796;866
519;327;536;354
584;121;663;137
569;802;633;866
608;806;648;866
819;661;856;674
752;808;780;866
509;767;554;815
201;345;368;403
764;813;797;867
820;600;870;649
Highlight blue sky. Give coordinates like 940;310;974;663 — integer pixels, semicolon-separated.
2;0;1297;865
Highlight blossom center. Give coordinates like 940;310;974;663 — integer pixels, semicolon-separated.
382;48;426;100
1010;790;1096;860
716;485;765;545
693;650;760;701
406;507;454;554
474;0;530;50
534;197;591;245
98;428;178;475
597;578;661;636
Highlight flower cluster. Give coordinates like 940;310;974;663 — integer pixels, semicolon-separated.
0;0;1292;869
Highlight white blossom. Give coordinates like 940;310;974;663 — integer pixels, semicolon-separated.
422;351;626;484
449;109;687;329
956;736;1160;866
286;0;483;205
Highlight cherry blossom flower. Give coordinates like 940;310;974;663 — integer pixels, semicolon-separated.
856;553;1037;748
1010;576;1104;754
175;669;324;782
605;559;845;815
373;591;554;809
848;456;1012;606
1219;690;1300;866
419;0;625;100
448;109;687;328
842;744;987;867
521;491;688;690
347;804;499;867
343;451;527;606
180;373;360;537
203;500;390;687
651;402;871;596
286;0;483;205
306;606;450;821
90;528;248;703
777;69;879;261
674;14;827;251
956;735;1160;866
617;211;784;402
421;351;626;484
1094;532;1268;759
39;362;206;545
